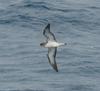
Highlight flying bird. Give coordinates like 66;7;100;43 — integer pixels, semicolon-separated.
40;24;66;72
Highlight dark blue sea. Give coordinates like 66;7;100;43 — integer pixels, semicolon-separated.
0;0;100;91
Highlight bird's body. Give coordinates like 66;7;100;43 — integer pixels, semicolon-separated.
40;24;66;72
44;41;65;48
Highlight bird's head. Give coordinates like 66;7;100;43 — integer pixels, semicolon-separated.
40;42;46;47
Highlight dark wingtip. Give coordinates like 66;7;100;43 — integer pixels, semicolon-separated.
52;64;58;72
46;23;50;28
55;69;58;72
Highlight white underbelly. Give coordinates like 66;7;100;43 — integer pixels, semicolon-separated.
45;41;60;48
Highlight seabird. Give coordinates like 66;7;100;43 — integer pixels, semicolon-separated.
40;24;66;72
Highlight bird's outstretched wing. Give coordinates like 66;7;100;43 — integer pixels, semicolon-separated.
43;24;56;41
47;47;58;72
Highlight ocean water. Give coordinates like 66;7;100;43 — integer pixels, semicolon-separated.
0;0;100;91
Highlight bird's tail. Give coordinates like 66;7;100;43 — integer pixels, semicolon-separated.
59;43;67;46
64;43;67;45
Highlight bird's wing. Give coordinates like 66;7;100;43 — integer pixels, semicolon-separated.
43;24;56;41
47;47;58;72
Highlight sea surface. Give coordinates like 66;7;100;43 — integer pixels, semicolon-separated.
0;0;100;91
